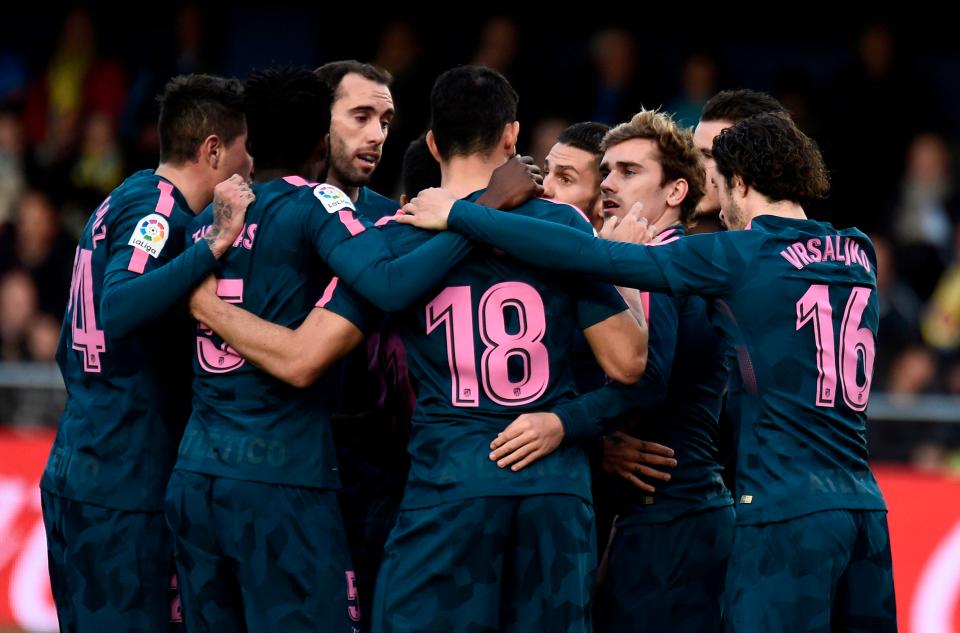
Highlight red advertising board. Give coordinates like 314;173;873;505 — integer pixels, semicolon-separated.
0;432;957;632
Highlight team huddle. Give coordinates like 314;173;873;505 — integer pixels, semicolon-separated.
40;60;897;633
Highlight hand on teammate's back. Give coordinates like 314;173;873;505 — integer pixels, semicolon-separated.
399;187;457;231
488;412;566;472
602;432;677;493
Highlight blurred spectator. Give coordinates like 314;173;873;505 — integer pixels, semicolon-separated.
27;314;60;361
590;29;643;125
824;23;943;234
174;4;211;76
24;10;96;161
118;3;211;173
873;235;925;390
773;66;822;147
946;361;960;395
370;20;431;197
922;252;960;355
472;17;519;77
374;20;421;78
71;111;123;197
911;442;949;473
667;54;717;129
887;345;938;396
0;270;38;361
527;117;569;169
21;9;127;206
892;133;959;301
894;133;957;251
0;191;75;316
0;109;26;225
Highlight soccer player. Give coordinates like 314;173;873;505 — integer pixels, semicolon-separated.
362;66;647;633
309;62;544;630
312;60;407;629
513;110;734;632
315;60;399;220
163;67;543;633
40;74;253;632
542;121;609;229
690;89;792;493
400;112;897;632
692;89;789;226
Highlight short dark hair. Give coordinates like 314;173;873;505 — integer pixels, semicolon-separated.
701;89;788;124
557;122;610;158
244;67;331;172
714;113;830;205
430;65;518;160
401;134;441;197
314;60;393;102
157;74;246;164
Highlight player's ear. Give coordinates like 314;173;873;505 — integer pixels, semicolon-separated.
317;136;329;162
201;135;221;169
666;178;688;209
501;121;519;155
425;130;442;163
732;174;748;197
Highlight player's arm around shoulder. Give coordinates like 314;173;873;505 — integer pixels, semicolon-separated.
99;175;254;337
188;275;370;388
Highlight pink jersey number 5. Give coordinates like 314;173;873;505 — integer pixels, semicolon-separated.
196;279;245;373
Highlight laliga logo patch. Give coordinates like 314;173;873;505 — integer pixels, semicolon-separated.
139;217;166;242
128;213;170;258
314;184;356;214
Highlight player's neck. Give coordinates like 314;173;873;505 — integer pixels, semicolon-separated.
440;155;504;199
255;168;295;184
155;163;213;215
324;172;361;202
651;207;682;234
750;199;807;223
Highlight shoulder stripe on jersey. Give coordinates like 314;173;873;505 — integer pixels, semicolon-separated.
283;175;319;187
338;210;366;236
285;175;364;235
154;181;175;218
374;210;405;226
127;181;176;274
315;277;339;308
